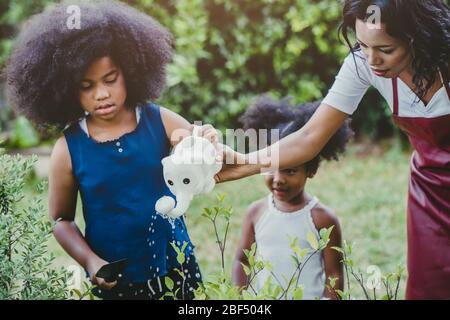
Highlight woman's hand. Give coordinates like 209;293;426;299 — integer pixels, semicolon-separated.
86;255;118;290
214;144;254;183
190;125;258;182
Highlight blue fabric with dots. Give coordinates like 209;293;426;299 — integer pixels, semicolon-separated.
64;103;195;282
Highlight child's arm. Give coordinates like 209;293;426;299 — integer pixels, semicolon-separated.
49;137;116;290
312;206;344;300
232;200;265;289
160;107;218;147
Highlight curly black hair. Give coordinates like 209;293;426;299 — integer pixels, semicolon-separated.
240;95;354;174
5;0;173;132
339;0;450;100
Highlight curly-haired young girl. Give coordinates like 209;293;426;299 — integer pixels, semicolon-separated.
6;0;218;300
232;96;353;299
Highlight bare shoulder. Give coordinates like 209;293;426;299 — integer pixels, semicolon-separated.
311;202;340;231
245;197;268;227
50;136;72;171
159;106;191;146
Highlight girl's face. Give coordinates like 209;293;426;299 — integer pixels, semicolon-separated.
79;56;127;120
355;19;412;78
264;166;312;203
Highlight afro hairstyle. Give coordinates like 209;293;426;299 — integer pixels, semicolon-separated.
5;0;173;131
240;95;354;174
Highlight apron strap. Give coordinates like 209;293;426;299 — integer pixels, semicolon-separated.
445;82;450;100
441;72;450;100
392;78;399;116
392;72;448;115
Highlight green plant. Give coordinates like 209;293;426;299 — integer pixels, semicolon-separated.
0;154;70;299
201;193;233;271
191;193;405;300
193;193;334;300
8;116;41;149
70;280;97;301
163;241;190;300
1;0;406;144
331;241;404;300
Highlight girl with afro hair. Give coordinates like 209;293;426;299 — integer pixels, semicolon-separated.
232;96;354;299
5;0;218;300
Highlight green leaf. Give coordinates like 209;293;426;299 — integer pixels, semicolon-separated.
216;193;226;202
331;246;344;254
242;264;251;276
307;231;319;250
175;269;184;278
335;289;348;300
328;276;337;289
170;241;181;255
346;259;354;267
177;252;186;265
248;254;255;266
319;226;334;242
165;277;174;291
71;289;82;298
293;247;309;260
293;286;304;300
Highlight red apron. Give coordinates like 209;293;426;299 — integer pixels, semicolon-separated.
391;76;450;300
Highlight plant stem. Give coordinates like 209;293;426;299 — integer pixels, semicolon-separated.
394;275;401;300
279;250;318;300
343;252;351;300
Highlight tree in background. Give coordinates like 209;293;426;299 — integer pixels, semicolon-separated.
1;0;420;146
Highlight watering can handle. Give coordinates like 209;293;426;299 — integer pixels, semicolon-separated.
192;125;202;137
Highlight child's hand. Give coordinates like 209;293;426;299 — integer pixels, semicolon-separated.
191;124;219;146
86;256;118;290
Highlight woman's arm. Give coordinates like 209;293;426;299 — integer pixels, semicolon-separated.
216;103;349;182
232;200;264;289
49;137;116;290
311;206;344;300
216;53;371;182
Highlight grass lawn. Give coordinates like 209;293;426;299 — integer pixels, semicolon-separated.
42;142;410;299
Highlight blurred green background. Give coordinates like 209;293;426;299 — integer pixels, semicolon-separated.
0;0;410;148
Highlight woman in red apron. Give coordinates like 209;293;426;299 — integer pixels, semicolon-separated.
215;0;450;299
392;76;450;299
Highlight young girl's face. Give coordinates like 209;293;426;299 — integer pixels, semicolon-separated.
79;56;127;120
355;19;412;79
264;165;311;203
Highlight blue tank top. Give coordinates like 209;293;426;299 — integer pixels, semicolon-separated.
64;103;195;283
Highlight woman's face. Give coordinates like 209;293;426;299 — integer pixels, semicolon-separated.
264;166;312;203
79;56;127;120
355;19;413;78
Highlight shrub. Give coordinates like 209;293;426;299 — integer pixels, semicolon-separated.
1;0;405;144
0;153;70;299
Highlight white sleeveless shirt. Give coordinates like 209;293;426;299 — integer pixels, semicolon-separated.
254;194;325;299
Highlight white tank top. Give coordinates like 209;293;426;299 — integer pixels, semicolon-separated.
254;194;325;299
